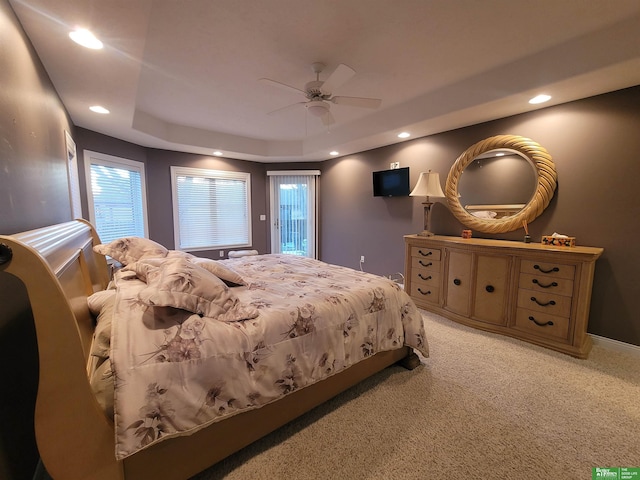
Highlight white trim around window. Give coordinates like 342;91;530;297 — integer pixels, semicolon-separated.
171;166;252;251
84;150;149;244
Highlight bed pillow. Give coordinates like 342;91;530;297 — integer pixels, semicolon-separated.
190;258;246;286
93;237;168;266
130;258;258;321
165;250;195;261
470;210;498;219
90;291;116;360
87;289;116;316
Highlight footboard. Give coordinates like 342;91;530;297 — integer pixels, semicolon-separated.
0;220;122;479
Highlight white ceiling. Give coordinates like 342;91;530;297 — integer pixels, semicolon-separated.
9;0;640;162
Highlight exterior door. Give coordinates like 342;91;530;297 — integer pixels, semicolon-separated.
268;171;320;258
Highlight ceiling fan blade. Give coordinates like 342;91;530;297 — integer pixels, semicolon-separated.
259;78;306;96
321;110;335;126
330;96;382;109
321;63;356;94
267;101;306;116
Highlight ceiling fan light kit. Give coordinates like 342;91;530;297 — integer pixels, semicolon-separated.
306;100;329;117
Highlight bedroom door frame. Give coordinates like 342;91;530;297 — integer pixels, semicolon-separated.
267;170;320;259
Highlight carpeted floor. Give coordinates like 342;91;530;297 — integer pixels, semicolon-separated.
191;311;640;480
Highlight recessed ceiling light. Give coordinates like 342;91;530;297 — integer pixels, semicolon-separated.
89;105;109;114
495;152;505;157
529;94;551;105
69;28;103;49
398;132;410;138
330;151;339;156
213;151;223;156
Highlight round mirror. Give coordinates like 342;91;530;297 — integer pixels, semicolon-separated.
445;135;557;233
458;150;537;219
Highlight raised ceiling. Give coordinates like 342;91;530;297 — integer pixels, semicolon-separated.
9;0;640;162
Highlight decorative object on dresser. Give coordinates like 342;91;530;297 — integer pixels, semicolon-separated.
445;135;557;234
405;235;603;358
409;170;446;236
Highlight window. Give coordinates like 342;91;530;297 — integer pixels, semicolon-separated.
84;151;148;243
171;166;251;251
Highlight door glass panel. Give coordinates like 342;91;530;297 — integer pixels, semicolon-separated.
269;173;318;258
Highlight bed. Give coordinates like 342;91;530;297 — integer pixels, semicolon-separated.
0;220;428;479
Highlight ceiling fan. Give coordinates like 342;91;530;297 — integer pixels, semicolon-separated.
260;62;382;126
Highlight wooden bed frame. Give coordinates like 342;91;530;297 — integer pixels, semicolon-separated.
0;220;417;480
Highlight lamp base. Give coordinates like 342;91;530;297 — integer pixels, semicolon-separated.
417;230;436;237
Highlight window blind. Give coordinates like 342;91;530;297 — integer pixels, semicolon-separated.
171;167;251;251
85;151;147;244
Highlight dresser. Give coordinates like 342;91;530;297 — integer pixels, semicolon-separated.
404;235;603;358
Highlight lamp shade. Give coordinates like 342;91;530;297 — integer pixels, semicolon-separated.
410;171;445;198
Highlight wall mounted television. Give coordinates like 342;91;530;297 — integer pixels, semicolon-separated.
372;167;410;197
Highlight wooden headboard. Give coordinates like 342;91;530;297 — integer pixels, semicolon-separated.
0;220;122;479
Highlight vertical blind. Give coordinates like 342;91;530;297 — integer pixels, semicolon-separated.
171;167;251;251
268;170;319;258
90;164;145;243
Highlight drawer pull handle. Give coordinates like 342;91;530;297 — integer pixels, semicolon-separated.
533;264;560;274
532;279;558;289
485;285;495;293
419;261;433;268
530;296;556;307
417;288;432;296
453;278;461;286
528;315;554;327
418;273;432;281
418;250;433;257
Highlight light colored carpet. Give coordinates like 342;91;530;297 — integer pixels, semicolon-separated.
192;311;640;480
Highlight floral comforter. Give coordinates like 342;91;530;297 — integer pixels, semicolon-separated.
109;254;428;459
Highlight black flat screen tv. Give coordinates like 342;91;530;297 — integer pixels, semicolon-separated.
372;167;410;197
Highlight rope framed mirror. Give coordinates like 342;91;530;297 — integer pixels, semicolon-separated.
445;135;557;234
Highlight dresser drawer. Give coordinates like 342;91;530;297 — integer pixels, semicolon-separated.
514;307;570;341
411;246;441;261
410;283;440;304
520;259;575;280
519;272;574;297
411;256;440;274
517;288;572;317
411;268;440;286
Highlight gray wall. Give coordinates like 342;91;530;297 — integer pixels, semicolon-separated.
0;0;74;478
72;132;273;258
319;86;640;346
144;149;271;256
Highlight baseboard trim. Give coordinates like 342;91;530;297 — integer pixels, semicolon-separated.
590;334;640;356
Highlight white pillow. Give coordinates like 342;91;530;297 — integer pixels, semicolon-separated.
191;258;246;286
471;210;498;219
87;289;116;316
90;292;116;360
93;237;168;266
